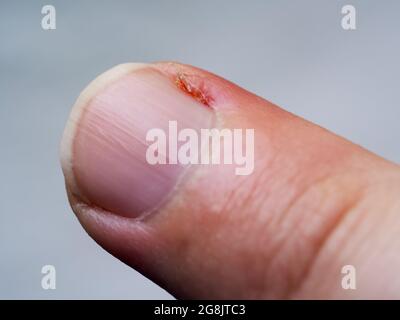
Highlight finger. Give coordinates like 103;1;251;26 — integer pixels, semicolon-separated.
60;62;400;299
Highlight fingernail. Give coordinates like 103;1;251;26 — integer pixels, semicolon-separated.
60;63;214;218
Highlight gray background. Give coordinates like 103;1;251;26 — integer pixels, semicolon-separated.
0;0;399;299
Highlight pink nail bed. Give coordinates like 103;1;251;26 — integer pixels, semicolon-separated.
69;66;214;218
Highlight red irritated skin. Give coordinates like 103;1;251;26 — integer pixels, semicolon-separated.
60;61;400;299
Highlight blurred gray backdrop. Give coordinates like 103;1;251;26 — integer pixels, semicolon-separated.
0;0;399;299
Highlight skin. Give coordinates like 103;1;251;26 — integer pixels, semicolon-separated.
61;62;400;299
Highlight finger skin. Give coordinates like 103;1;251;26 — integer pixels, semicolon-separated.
61;61;400;299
